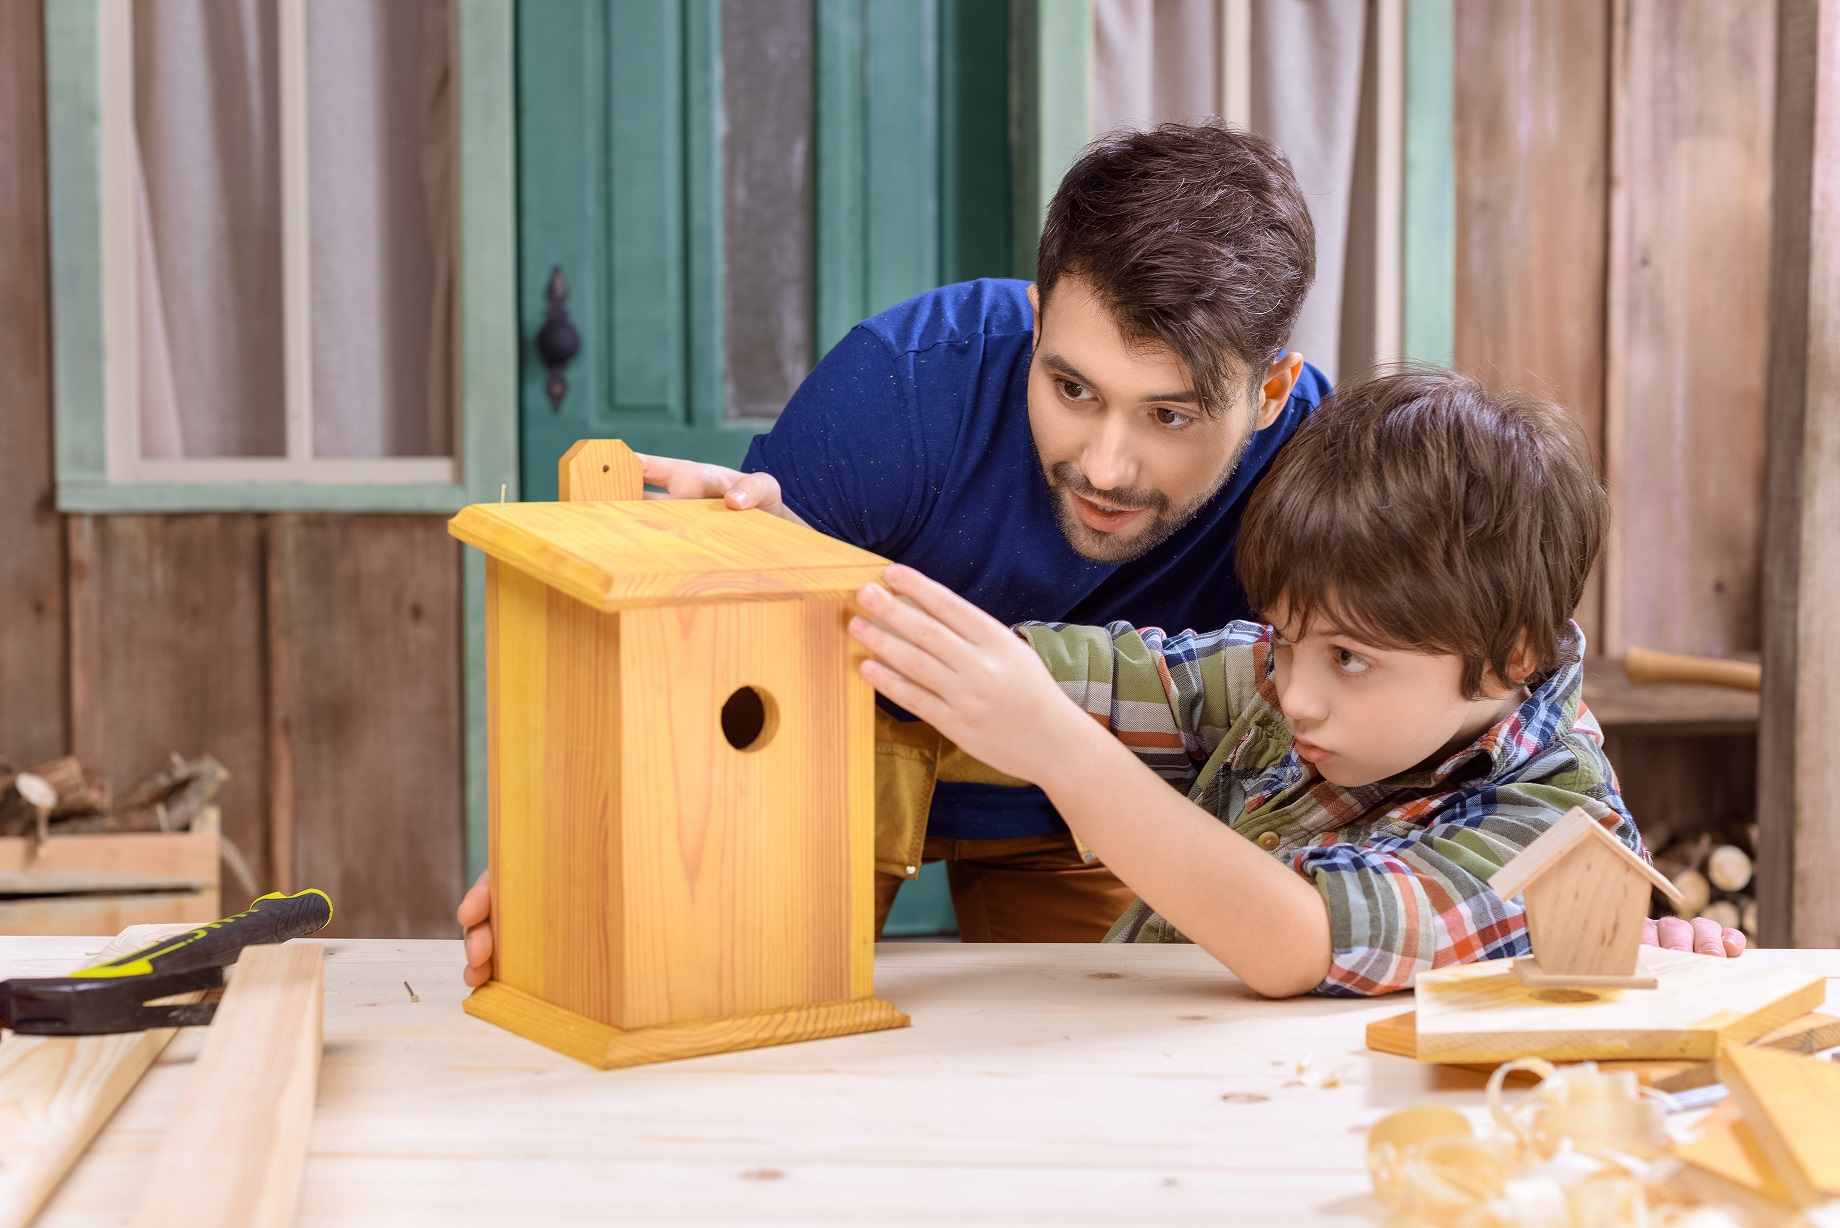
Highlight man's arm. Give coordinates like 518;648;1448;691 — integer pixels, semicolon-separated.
851;564;1332;998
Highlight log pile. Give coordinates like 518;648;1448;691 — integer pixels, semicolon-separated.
0;753;226;841
1650;822;1758;942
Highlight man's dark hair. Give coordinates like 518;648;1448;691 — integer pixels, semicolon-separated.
1236;369;1609;698
1036;122;1317;418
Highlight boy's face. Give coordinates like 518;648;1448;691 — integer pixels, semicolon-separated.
1266;602;1528;789
1026;278;1302;564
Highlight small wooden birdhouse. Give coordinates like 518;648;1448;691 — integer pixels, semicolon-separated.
448;441;908;1068
1488;806;1686;990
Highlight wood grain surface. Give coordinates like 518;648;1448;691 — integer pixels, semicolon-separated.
450;500;889;611
268;516;463;939
1412;945;1824;1063
132;943;323;1228
1452;0;1611;646
0;0;70;765
1611;0;1776;660
10;939;1833;1226
556;440;643;502
1760;0;1840;951
0;925;195;1228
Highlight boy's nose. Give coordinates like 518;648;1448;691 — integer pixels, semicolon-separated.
1277;674;1329;725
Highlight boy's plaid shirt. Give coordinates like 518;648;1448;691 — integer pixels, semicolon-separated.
1016;619;1642;997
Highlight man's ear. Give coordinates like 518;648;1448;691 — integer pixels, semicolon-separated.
1254;353;1304;430
1027;282;1041;345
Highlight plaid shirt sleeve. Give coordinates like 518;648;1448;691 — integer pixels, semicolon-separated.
1015;620;1269;795
1296;771;1642;997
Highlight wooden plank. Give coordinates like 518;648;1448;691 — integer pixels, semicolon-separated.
0;892;217;939
1363;1008;1715;1091
448;500;889;612
1719;1044;1840;1207
0;813;219;894
132;942;323;1228
80;517;270;900
0;0;69;767
0;925;195;1228
1452;0;1610;646
271;517;462;939
1760;0;1840;950
1412;945;1825;1063
1582;657;1759;732
1613;0;1776;660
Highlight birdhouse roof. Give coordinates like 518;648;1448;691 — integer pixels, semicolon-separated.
1488;806;1684;905
448;500;890;611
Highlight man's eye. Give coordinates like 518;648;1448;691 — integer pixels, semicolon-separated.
1335;648;1370;675
1056;379;1091;402
1153;407;1194;428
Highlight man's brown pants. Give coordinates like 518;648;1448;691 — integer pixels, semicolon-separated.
872;833;1137;942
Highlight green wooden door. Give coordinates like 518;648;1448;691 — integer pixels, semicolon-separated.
513;0;1062;501
513;0;1085;928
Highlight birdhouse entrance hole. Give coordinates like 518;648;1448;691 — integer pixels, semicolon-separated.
721;686;778;752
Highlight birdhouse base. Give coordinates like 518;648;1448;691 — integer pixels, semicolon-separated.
463;981;911;1070
1512;956;1658;991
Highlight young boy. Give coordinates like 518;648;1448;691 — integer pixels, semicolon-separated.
848;369;1737;998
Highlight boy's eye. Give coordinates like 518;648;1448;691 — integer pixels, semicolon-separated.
1334;647;1370;675
1153;407;1195;429
1055;379;1093;402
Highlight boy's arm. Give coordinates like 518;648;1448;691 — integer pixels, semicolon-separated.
851;564;1332;998
1016;620;1262;793
1292;786;1633;996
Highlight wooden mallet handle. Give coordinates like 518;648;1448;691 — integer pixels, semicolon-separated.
1624;646;1761;691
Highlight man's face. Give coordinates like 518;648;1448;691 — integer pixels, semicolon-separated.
1026;277;1294;564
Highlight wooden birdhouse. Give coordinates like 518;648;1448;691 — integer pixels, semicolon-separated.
447;441;908;1068
1488;805;1686;990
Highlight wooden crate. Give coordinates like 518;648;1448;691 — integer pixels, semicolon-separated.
0;806;221;935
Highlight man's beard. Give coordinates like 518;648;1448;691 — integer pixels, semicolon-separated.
1042;434;1254;565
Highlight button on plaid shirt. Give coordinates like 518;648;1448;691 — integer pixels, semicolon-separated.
1016;619;1642;997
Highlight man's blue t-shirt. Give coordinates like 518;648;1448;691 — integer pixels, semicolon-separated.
743;278;1328;840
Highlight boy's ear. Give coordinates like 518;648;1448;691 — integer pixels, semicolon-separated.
1505;632;1539;687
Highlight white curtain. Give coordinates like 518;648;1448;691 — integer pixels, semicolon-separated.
134;0;454;460
1091;0;1376;383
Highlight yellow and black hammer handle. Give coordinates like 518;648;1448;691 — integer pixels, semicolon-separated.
0;889;332;1036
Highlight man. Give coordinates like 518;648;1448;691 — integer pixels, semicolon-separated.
461;122;1325;983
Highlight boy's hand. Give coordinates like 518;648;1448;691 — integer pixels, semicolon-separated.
850;563;1089;784
1643;915;1745;958
636;453;806;526
458;870;494;987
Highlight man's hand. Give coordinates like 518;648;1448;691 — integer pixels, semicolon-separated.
458;870;493;988
848;563;1090;784
1643;915;1746;958
638;453;806;526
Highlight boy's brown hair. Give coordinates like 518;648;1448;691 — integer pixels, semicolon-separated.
1237;369;1608;698
1036;122;1316;419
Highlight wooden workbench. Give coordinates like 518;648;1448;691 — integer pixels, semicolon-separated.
9;939;1838;1226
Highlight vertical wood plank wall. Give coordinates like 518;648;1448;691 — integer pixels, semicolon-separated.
1452;0;1776;887
0;1;69;767
0;24;463;940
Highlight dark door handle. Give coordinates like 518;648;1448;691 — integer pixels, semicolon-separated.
535;266;580;412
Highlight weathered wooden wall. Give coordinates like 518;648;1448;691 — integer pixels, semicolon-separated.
0;16;464;940
1453;0;1776;927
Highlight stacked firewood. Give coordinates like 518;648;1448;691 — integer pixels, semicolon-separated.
1650;823;1758;942
0;753;227;842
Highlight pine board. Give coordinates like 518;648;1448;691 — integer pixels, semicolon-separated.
1412;946;1825;1063
1719;1044;1840;1207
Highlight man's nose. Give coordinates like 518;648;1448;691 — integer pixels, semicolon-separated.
1080;412;1137;493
